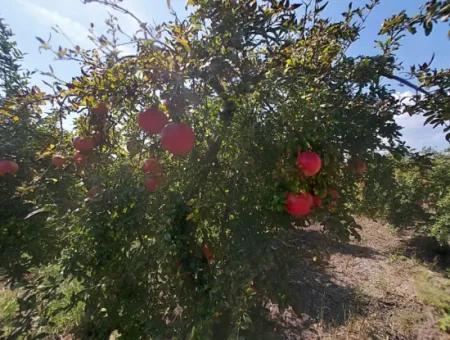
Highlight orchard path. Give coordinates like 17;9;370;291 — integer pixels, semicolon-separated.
263;217;450;340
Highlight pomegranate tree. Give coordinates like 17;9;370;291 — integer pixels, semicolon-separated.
7;0;445;338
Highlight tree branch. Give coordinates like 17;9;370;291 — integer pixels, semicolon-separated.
81;0;151;36
382;73;430;96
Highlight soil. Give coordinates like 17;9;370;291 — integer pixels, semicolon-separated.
261;217;450;340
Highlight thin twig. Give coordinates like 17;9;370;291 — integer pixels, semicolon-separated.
82;0;151;37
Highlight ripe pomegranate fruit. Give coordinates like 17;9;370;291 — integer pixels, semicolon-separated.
354;159;368;175
285;192;314;217
138;107;168;134
297;151;322;177
90;103;108;128
0;161;8;176
73;152;87;166
0;160;18;176
142;158;162;174
313;195;323;208
202;244;214;264
73;136;95;153
328;188;340;200
144;177;160;192
161;122;195;156
92;132;104;146
52;155;66;168
9;161;18;174
92;102;108;115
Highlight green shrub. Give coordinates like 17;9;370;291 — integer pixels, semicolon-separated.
359;151;450;246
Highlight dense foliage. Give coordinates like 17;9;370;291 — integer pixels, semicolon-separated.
0;19;66;282
358;150;450;246
0;1;448;338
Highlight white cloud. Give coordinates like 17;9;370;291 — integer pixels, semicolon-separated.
17;0;137;56
394;91;447;151
18;0;92;48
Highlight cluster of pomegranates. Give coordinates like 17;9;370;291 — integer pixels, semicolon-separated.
51;103;108;169
48;104;196;194
285;152;367;217
50;135;97;169
137;107;195;156
137;107;196;192
0;159;19;176
285;151;324;217
142;158;164;192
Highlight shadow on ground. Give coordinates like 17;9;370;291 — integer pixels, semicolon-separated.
398;233;450;270
244;229;385;339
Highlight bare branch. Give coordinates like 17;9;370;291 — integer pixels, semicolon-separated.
382;73;430;96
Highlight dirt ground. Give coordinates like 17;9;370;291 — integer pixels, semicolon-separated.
264;217;450;340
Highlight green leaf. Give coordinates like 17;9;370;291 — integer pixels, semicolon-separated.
176;36;191;51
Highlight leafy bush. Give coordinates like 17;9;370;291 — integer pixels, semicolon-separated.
0;19;69;281
359;151;450;246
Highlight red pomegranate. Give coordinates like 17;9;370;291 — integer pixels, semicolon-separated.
137;107;168;134
10;161;18;174
328;188;340;200
0;160;19;176
297;151;322;177
144;177;160;192
92;102;108;115
73;136;95;153
202;244;214;264
285;192;314;217
354;159;368;175
161;122;196;156
0;161;9;176
313;195;323;208
142;158;162;174
73;152;87;166
52;155;66;168
92;132;104;146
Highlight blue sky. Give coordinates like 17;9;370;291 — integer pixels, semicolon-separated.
1;0;448;150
